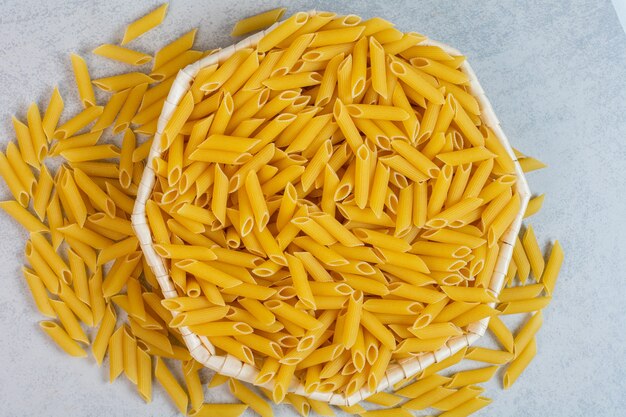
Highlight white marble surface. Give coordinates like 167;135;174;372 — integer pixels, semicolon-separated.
1;1;625;416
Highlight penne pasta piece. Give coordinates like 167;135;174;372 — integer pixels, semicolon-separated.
257;12;310;53
190;404;248;417
333;99;364;151
263;72;322;90
379;154;428;183
498;283;544;303
542;240;563;295
441;285;497;303
353;228;412;252
176;259;243;289
519;157;547;173
512;235;531;284
136;346;152;403
309;26;364;48
446;366;499;389
421;228;486;249
272;33;315;77
92;303;117;366
70;54;96;107
524;194;545;218
39;321;87;357
512;311;542;359
391;139;439;178
93;44;152;65
395;374;450;398
92;72;153;92
0;201;47;232
26;103;48;162
301;139;333;192
354;144;372;209
153;28;197;69
121;4;168;45
155;357;189;414
22;268;55;317
487;315;514;353
101;252;142;297
368;36;389;99
108;326;124;381
53;106;104;140
42;86;64;141
351;36;368;97
315;52;344;107
152;49;204;81
51;131;102;156
60;145;120;162
49;299;89;344
182;361;203;411
29;232;71;284
488;193;521;247
154;243;216;261
347;104;409;121
232;8;286;37
12;116;38;170
245;170;270;230
465;347;514;365
388;57;444;105
227;379;271;417
73;167;116;217
118;129;136;188
209;336;254;364
503;338;537;389
437;147;495;166
273;363;297;402
286;253;316;309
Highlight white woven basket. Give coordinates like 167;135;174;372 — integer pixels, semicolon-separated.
131;10;531;406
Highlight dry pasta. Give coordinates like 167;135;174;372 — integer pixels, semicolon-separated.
153;29;197;70
70;54;96;108
93;44;152;66
121;4;169;45
0;8;565;417
39;321;87;357
231;8;287;37
137;11;563;408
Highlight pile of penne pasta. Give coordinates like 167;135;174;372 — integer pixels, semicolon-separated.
0;5;563;417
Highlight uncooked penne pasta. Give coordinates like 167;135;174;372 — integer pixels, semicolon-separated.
541;240;563;295
121;4;168;45
42;86;64;140
153;29;197;70
93;44;152;65
39;321;87;357
70;54;96;108
257;12;309;53
155;357;188;414
0;201;47;232
0;10;565;413
232;8;287;37
54;106;104;140
229;379;272;417
503;338;537;389
190;404;248;417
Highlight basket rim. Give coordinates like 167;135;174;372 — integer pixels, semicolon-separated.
131;9;531;406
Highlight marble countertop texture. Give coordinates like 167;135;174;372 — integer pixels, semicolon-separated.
0;0;625;416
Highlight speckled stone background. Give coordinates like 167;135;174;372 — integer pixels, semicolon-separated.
1;1;625;416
